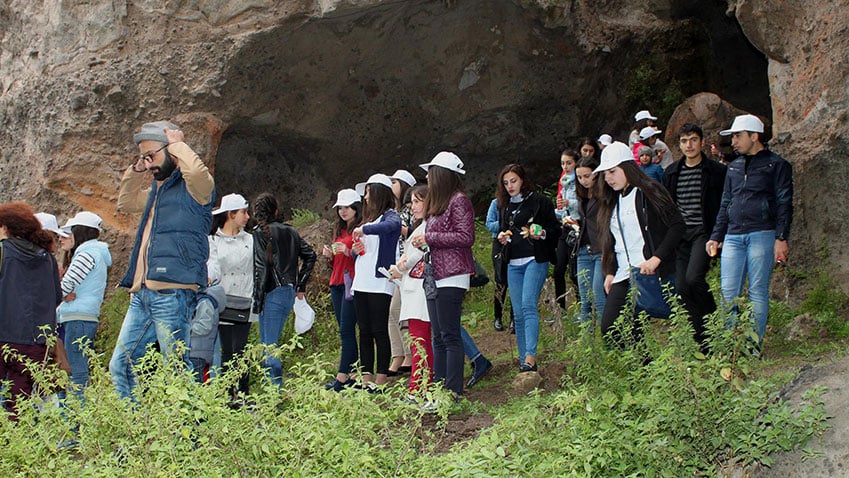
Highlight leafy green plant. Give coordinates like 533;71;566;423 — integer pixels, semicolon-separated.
289;208;320;228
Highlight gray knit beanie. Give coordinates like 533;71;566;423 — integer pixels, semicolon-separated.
637;145;654;159
133;120;178;145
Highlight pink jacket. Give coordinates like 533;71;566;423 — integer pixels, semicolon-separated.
425;192;475;280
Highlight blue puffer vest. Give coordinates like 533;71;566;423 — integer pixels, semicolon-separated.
58;239;112;321
119;169;214;288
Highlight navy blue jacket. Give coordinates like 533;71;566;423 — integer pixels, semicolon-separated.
710;148;793;242
119;168;214;288
0;238;62;345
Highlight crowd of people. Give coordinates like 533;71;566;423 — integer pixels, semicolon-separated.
0;110;793;416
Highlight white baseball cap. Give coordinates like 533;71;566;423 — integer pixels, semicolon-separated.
212;193;249;215
390;169;417;187
639;126;662;140
597;134;613;146
593;142;635;174
355;173;394;196
634;110;657;122
419;151;465;175
719;114;764;136
35;212;70;238
333;188;361;207
63;211;103;232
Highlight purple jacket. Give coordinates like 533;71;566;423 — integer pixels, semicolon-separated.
425;192;475;280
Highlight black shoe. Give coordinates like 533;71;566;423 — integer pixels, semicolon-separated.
386;369;400;377
509;321;515;334
494;318;504;331
398;365;412;374
519;362;537;373
466;358;492;388
324;378;354;392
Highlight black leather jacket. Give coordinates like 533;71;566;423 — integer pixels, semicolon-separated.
252;222;316;313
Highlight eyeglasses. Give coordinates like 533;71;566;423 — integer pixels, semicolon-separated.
139;143;169;163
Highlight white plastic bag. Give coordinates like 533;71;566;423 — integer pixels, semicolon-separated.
293;296;315;334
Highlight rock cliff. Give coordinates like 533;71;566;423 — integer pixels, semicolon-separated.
4;0;839;287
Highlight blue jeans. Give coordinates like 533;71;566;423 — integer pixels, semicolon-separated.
58;320;98;402
259;285;295;386
110;287;195;400
576;247;606;323
460;326;481;361
720;231;775;342
330;284;358;375
507;259;549;361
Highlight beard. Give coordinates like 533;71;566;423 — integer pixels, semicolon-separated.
151;154;177;181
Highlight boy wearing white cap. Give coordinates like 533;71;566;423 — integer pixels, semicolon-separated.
706;114;793;348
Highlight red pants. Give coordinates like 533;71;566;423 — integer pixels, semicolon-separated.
0;342;48;420
406;319;433;393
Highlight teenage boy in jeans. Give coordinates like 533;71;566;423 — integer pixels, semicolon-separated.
706;115;793;348
662;124;726;351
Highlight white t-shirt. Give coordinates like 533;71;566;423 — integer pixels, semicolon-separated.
610;188;647;283
352;216;395;295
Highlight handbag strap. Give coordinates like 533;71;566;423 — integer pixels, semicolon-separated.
614;201;632;268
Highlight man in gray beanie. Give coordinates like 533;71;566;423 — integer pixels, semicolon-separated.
111;120;215;400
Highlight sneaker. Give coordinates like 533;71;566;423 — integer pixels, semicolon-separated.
494;317;504;331
519;362;537;373
509;320;515;334
466;358;492;388
324;378;354;392
420;400;439;414
544;316;555;325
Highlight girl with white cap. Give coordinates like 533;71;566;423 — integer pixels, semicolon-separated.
322;188;362;391
57;211;112;401
351;174;401;391
595;142;685;349
208;193;254;399
410;152;475;398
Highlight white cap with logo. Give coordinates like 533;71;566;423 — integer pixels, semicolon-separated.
333;189;361;207
35;212;70;238
355;173;394;196
719;114;764;136
419;151;465;175
593;142;635;174
634;110;657;122
639;126;662;140
212;193;250;215
390;169;417;187
63;211;103;232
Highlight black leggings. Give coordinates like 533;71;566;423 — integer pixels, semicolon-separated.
354;291;392;375
600;280;644;348
219;322;251;396
554;234;578;310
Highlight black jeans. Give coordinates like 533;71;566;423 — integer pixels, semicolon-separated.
600;280;644;349
219;322;251;396
354;291;392;375
427;287;466;396
675;229;716;349
554;233;578;310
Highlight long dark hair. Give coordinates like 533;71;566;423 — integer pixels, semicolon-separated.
363;183;395;223
334;201;363;238
579;137;598;159
253;193;279;264
596;161;677;270
69;225;100;258
0;202;55;253
574;157;601;200
496;163;534;209
424;166;464;217
392;179;412;211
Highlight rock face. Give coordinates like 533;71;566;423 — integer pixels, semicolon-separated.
727;0;849;286
0;0;782;282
